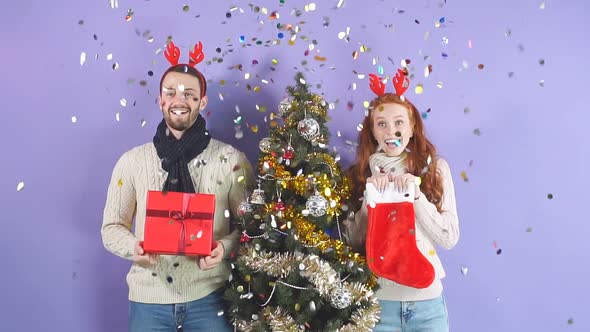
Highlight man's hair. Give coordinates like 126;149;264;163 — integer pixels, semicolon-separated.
159;64;207;97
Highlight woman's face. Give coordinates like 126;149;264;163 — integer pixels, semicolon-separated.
371;103;414;157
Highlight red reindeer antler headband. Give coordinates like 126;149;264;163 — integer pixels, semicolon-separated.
162;40;207;97
164;40;205;67
369;68;410;97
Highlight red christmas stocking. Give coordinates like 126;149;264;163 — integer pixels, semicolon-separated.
365;183;435;289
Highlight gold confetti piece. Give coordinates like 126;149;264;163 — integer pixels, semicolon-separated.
253;86;261;92
219;79;226;86
117;179;123;187
16;181;24;191
359;45;367;52
460;171;469;182
304;3;317;11
428;249;436;256
363;101;370;108
237;175;245;183
271;58;279;65
314;55;326;61
414;177;422;186
415;84;424;94
71;116;78;123
250;125;259;133
182;5;189;12
80;52;86;66
436;82;443;89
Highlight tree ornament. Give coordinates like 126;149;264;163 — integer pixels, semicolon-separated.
259;137;273;153
278;98;292;117
250;181;266;205
297;118;320;141
306;191;329;217
329;287;352;309
237;200;253;216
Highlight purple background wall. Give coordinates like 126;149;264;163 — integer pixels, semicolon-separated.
1;0;588;331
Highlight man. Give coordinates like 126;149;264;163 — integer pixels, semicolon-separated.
101;41;253;331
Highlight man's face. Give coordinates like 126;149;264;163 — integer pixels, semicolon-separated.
159;71;208;133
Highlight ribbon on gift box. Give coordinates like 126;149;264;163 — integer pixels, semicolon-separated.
146;194;214;254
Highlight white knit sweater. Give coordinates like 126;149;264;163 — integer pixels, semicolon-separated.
101;139;254;304
345;157;460;301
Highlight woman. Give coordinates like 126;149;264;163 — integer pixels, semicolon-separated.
344;70;460;331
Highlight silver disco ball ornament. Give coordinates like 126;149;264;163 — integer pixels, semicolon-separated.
297;118;320;141
330;287;352;309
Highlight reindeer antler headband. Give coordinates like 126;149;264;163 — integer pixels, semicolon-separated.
368;68;410;98
163;40;207;97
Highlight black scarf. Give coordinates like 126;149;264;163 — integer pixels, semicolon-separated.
153;114;211;193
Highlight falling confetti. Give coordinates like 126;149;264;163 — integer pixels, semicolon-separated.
539;80;545;87
71;116;78;123
125;9;134;22
473;128;481;136
547;193;553;199
120;98;127;107
460;267;468;275
460;171;469;182
526;227;533;233
17;181;25;191
539;58;545;66
80;52;86;66
141;119;146;127
436;82;443;89
477;64;484;70
115;112;120;122
182;5;190;12
464;107;471;114
414;84;424;94
540;2;545;9
567;318;573;325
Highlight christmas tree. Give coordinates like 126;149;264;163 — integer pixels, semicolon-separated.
225;72;380;331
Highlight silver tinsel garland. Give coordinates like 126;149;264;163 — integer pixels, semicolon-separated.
235;247;381;331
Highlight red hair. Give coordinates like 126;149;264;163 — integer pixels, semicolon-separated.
347;93;444;212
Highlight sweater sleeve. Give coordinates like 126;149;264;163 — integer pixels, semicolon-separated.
219;151;255;258
101;152;138;260
413;158;460;249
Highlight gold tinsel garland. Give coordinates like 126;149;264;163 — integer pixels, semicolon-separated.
236;247;380;332
257;154;351;217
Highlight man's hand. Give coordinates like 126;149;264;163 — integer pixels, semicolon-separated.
132;241;158;268
198;241;225;270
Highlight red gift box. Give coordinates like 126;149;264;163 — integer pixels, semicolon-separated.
143;190;216;256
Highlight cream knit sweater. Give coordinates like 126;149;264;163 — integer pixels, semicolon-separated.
101;139;254;304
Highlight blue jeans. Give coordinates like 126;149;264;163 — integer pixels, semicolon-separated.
374;295;449;332
128;290;232;332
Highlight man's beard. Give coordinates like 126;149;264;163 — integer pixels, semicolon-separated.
164;103;199;132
